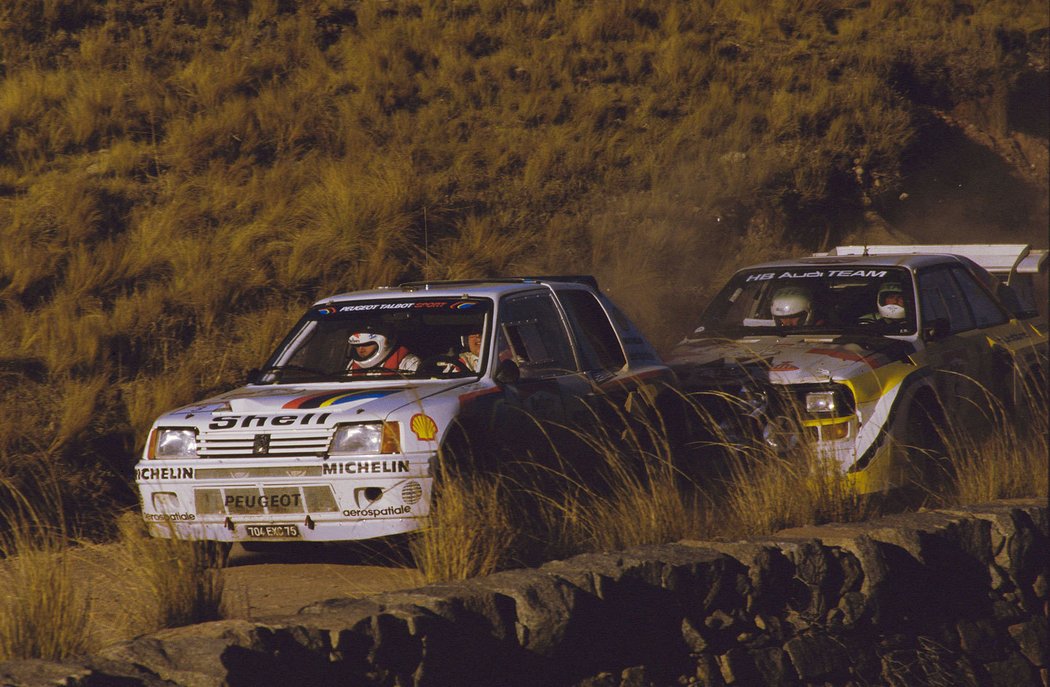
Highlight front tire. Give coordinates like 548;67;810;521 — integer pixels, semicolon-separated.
901;394;949;502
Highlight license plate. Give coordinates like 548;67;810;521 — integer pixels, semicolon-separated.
244;524;300;538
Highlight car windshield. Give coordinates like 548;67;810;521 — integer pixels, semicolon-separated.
255;297;493;383
689;266;917;338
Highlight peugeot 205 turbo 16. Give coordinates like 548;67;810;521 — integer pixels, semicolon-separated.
135;276;676;546
667;244;1047;495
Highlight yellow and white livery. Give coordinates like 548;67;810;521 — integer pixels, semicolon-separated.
669;244;1047;494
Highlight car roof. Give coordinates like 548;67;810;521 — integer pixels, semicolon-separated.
313;276;598;305
741;252;960;271
817;244;1048;275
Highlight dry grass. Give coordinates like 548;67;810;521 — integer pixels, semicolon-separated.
543;395;713;553
0;479;92;662
413;394;715;581
943;368;1049;505
721;447;872;537
409;460;518;583
108;513;226;631
0;469;227;660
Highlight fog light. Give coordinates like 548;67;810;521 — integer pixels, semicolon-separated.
821;422;850;441
151;492;180;512
354;487;384;507
762;416;800;453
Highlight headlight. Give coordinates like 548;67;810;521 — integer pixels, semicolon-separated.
805;391;837;413
149;428;198;460
329;422;401;456
739;385;768;410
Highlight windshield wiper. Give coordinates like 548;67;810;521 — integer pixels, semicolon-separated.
261;364;331;377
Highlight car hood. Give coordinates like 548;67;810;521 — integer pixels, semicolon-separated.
668;334;915;387
160;379;471;427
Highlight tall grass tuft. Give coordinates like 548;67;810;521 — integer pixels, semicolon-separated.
542;393;712;554
945;368;1049;505
409;461;518;584
111;512;226;630
680;391;872;537
721;447;871;537
0;477;93;662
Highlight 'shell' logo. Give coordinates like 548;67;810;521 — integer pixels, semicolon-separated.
410;414;438;441
252;434;271;455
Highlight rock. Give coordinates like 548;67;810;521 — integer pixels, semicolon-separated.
1033;572;1048;599
705;610;734;631
749;646;793;687
981;651;1037;687
0;501;1045;687
681;617;709;654
619;665;653;687
783;633;849;681
0;659;177;687
956;619;1000;662
97;620;271;687
576;672;618;687
693;654;724;686
717;648;759;685
1008;618;1049;667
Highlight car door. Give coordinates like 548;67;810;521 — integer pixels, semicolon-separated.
465;290;578;462
550;287;631;426
914;266;997;424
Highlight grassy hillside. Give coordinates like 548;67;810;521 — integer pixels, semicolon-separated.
0;0;1047;533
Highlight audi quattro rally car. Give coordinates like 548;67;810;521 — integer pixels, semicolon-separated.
667;244;1047;494
135;276;675;544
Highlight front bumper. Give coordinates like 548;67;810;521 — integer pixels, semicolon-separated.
135;454;433;542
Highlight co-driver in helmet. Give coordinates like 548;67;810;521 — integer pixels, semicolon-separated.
458;331;482;372
860;282;907;324
346;327;420;373
770;286;818;327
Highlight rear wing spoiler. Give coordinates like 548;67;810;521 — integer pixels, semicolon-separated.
815;244;1048;282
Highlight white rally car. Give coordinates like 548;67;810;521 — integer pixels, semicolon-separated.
135;277;675;544
668;244;1047;494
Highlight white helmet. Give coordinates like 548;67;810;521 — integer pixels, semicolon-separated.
876;282;906;320
347;329;393;368
770;286;813;325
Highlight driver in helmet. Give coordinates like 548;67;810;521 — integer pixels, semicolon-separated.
770;286;817;327
860;282;907;324
346;327;420;373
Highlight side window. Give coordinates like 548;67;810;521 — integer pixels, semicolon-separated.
1003;276;1039;319
555;289;626;372
496;292;575;377
948;266;1008;328
918;268;975;333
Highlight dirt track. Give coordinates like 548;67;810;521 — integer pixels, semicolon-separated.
222;543;422;619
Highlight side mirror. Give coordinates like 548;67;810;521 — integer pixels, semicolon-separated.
494;358;520;384
923;318;951;340
245;368;262;384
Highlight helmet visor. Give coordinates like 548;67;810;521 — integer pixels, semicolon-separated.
348;342;379;361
